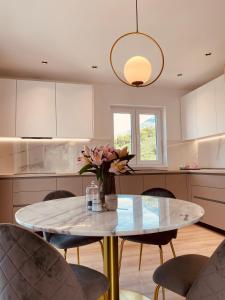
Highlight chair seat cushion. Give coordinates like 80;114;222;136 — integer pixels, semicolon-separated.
48;234;102;249
70;264;109;300
153;254;209;297
122;230;177;245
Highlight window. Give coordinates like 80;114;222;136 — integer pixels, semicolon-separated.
112;106;165;166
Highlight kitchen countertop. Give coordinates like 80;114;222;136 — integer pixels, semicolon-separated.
1;168;225;178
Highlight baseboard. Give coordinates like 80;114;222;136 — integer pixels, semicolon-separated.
197;222;225;235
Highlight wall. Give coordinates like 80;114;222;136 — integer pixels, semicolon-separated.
93;84;184;143
0;83;187;173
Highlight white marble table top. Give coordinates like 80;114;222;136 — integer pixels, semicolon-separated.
15;195;204;237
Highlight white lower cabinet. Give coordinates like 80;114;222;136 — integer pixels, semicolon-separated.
166;174;188;200
1;173;225;231
57;177;83;196
190;174;225;230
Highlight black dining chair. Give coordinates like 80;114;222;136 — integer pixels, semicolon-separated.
0;223;108;300
119;187;177;300
153;238;225;300
43;190;103;264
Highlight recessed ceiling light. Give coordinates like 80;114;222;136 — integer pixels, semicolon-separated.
91;65;98;69
177;73;183;77
205;52;212;56
41;60;48;64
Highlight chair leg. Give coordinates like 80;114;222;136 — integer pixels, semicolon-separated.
153;284;161;300
64;248;67;260
119;239;125;274
159;246;165;300
159;245;164;265
99;240;104;260
138;243;143;271
77;247;80;264
170;240;176;258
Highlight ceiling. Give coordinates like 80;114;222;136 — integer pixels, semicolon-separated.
0;0;224;90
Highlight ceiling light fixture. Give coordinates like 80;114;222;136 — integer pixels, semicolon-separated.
110;0;164;87
205;52;212;56
177;73;183;77
91;65;98;69
41;60;48;64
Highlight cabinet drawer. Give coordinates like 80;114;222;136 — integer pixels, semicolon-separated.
190;174;225;188
192;186;225;204
192;197;225;230
13;178;56;192
13;190;53;205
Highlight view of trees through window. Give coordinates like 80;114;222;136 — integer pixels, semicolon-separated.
139;114;157;161
113;113;132;153
113;112;157;161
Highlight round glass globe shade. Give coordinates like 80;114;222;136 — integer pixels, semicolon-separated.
124;56;152;86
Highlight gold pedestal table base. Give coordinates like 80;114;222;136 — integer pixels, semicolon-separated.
103;237;151;300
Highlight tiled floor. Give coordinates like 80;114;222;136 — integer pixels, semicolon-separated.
61;225;224;299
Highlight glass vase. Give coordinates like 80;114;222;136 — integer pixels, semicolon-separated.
99;173;116;204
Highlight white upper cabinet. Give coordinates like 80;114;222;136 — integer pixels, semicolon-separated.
196;80;217;138
0;79;16;137
16;80;56;137
215;75;225;133
56;83;93;138
181;75;225;140
181;90;198;140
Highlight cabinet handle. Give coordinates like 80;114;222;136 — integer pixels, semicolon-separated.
193;195;225;205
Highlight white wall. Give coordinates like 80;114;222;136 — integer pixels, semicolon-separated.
93;83;185;144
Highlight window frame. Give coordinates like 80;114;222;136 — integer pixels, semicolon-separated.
111;105;165;167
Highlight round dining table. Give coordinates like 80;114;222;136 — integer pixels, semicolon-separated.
15;194;204;300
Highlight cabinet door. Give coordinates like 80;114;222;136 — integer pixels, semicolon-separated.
165;174;188;200
215;75;225;133
56;83;93;138
0;179;13;223
16;80;56;137
196;81;217;138
0;79;16;136
181;90;198;140
119;175;143;194
57;177;83;196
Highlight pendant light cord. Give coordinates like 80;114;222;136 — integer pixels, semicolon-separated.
136;0;139;32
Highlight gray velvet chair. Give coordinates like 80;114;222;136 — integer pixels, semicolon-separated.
153;238;225;300
43;190;103;263
0;223;109;300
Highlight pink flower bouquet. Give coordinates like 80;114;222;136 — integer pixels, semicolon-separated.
78;145;135;181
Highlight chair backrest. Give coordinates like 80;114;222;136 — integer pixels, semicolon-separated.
187;238;225;300
43;190;75;201
142;187;176;198
0;224;87;300
43;190;75;241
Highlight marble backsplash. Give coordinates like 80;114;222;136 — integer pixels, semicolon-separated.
0;139;110;174
0;136;224;174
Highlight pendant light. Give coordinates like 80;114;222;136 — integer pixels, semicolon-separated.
110;0;164;87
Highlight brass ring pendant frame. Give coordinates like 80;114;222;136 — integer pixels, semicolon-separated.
110;31;165;87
